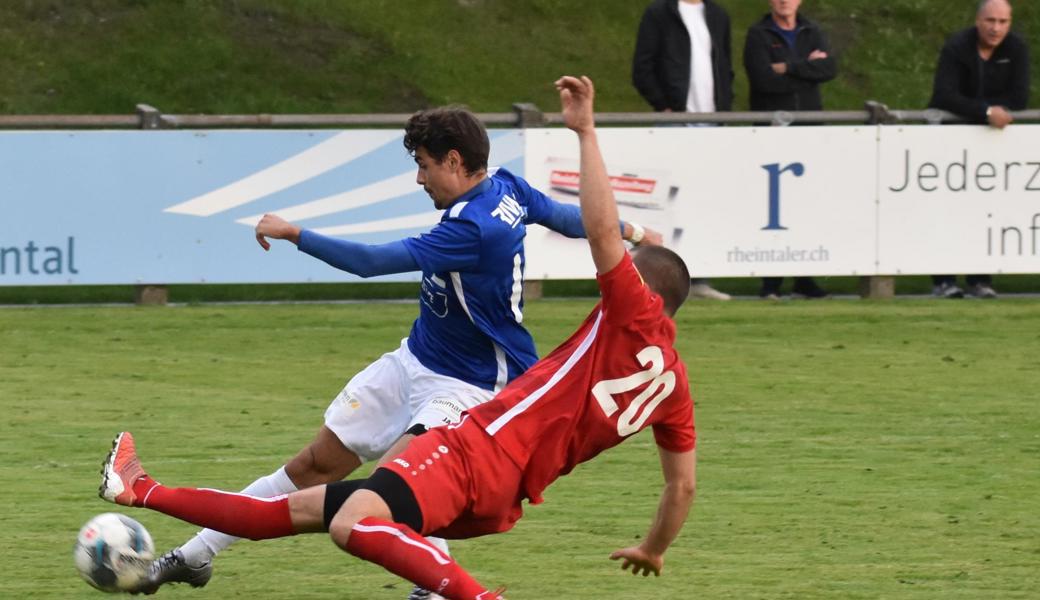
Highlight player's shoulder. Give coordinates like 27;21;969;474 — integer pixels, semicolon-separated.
444;169;531;231
490;167;541;200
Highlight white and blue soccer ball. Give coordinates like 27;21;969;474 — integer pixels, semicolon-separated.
74;513;155;592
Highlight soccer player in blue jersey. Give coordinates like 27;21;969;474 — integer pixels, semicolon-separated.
141;105;660;598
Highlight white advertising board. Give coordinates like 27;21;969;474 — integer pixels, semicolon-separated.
5;125;1037;286
523;126;878;278
878;125;1040;275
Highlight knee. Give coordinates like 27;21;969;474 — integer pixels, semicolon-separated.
328;515;358;552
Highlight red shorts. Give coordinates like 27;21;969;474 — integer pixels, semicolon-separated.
382;416;524;539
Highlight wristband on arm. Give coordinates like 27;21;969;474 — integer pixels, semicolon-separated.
628;223;646;245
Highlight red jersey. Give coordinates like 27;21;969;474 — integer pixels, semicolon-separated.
468;252;695;504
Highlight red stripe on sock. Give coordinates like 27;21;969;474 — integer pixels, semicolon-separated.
137;478;294;540
345;517;491;600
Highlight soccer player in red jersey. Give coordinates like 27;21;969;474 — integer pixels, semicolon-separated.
99;75;697;600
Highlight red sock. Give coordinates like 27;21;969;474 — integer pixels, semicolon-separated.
131;475;294;540
345;517;492;600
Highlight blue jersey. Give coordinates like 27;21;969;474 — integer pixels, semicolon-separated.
401;168;566;391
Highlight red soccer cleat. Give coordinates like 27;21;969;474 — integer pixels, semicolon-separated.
99;431;149;506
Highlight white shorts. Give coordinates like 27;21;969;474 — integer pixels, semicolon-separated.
324;339;495;462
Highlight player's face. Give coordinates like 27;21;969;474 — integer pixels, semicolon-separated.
414;147;458;210
976;1;1011;50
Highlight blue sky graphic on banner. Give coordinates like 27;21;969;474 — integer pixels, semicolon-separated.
0;129;525;285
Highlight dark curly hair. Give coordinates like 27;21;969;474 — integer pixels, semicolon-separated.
403;106;490;175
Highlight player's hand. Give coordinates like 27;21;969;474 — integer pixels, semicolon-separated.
639;226;664;247
555;75;595;135
987;106;1013;129
255;213;302;250
808;49;829;60
770;62;788;74
609;546;663;577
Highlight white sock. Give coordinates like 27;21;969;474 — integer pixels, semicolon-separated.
178;466;299;566
426;536;449;556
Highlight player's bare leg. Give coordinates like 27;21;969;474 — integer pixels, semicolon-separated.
328;486;504;600
285;425;365;487
143;425;362;593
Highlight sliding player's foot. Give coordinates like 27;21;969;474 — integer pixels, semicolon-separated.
131;548;213;595
407;586;445;600
99;431;147;506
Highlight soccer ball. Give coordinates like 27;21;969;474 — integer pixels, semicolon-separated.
73;512;155;592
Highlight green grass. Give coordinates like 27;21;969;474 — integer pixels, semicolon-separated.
0;1;1036;115
2;299;1039;598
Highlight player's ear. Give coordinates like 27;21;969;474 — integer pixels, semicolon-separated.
446;149;463;173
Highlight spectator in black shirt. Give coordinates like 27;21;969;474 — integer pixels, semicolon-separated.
928;0;1029;299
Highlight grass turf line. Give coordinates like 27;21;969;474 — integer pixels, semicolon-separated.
1;300;1038;598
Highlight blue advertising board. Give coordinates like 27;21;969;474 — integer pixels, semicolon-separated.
0;129;525;285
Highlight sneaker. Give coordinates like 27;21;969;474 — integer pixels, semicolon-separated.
131;549;213;595
689;283;731;301
407;587;445;600
99;432;147;506
759;291;782;301
791;282;829;299
932;282;964;299
966;283;998;299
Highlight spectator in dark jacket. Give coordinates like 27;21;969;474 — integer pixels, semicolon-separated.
929;0;1029;129
632;0;734;301
744;0;836;113
744;0;836;299
927;0;1029;299
632;0;734;113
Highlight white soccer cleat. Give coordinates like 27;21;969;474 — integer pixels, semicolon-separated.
688;283;731;301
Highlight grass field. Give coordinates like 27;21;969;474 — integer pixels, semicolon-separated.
1;1;1037;115
2;298;1039;599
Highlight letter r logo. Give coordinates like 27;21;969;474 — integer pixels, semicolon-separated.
761;162;805;231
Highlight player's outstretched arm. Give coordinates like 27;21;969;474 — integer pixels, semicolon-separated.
530;193;663;246
254;213;419;277
610;447;696;576
555;75;626;275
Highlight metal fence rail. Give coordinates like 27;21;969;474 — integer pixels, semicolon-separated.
1;102;1038;130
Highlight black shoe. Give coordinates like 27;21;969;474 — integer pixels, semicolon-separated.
966;283;997;299
932;282;964;299
131;549;212;595
791;282;829;299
